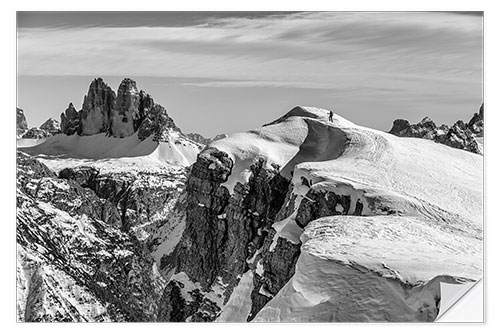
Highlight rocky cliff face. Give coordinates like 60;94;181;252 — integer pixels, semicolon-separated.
61;103;81;135
17;108;28;136
137;104;180;142
157;149;295;321
468;103;484;135
58;164;186;239
156;146;369;321
80;78;116;136
60;78;186;142
389;104;484;154
17;152;170;321
110;78;141;138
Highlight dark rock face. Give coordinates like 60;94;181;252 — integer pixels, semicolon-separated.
59;77;184;141
80;78;116;136
468;103;484;135
61;103;81;135
17;152;166;321
435;120;480;153
40;118;61;136
389;117;443;140
137;104;180;142
388;104;484;154
17;108;28;136
58;166;100;189
111;78;140;138
156;139;384;321
58;165;186;234
158;149;294;321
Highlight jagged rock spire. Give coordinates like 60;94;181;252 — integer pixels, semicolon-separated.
60;77;180;140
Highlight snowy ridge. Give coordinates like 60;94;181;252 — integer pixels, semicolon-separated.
20;130;202;168
206;106;482;321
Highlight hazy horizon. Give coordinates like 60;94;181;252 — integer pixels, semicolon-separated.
17;11;483;137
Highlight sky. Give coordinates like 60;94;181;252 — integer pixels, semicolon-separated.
17;11;483;137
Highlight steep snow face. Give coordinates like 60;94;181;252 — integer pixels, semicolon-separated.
19;130;202;168
202;106;482;322
209;106;353;194
254;215;480;322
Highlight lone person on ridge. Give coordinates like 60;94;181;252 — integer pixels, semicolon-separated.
328;110;333;122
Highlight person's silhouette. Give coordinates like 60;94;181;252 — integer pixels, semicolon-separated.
329;110;333;122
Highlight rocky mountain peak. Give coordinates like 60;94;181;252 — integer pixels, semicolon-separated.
418;116;436;128
40;118;61;135
388;104;484;154
58;77;190;142
185;133;229;146
468;103;484;135
60;103;81;135
81;77;116;136
17;107;28;136
111;78;141;138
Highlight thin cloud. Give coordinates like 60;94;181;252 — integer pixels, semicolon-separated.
17;12;482;95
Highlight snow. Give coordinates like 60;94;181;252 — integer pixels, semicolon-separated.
256;260;264;276
259;285;274;298
113;249;134;258
209;106;482;322
171;272;225;308
300;215;482;283
17;138;48;148
19;131;201;169
216;271;254;322
211;106;482;227
252;249;474;322
151;204;186;267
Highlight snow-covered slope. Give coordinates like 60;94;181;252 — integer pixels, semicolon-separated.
197;106;483;322
20;130;201;168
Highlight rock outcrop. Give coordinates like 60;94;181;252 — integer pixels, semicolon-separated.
21;117;62;139
185;133;229;146
388;104;484;154
17;152;168;321
80;78;116;136
17;108;28;136
468;103;484;135
110;78;141;138
60;103;81;135
40;118;61;136
58;164;186;237
60;78;185;141
158;151;292;321
137;104;180;142
21;127;51;139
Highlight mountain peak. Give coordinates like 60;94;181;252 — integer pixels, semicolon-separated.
59;77;181;141
16;107;28;136
264;105;354;128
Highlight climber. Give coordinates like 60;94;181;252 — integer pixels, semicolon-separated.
328;110;333;122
